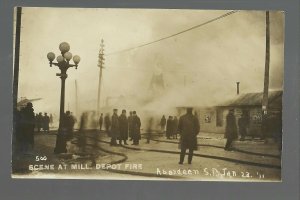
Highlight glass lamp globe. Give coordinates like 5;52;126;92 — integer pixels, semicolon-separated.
59;42;70;53
56;55;64;63
64;52;72;61
73;55;81;64
47;52;55;61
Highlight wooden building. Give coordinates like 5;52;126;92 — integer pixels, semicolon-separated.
177;90;282;137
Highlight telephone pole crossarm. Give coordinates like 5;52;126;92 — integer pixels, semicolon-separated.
97;39;105;115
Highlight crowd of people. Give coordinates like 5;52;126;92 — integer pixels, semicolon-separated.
160;115;179;139
98;109;142;146
224;108;282;151
34;111;77;134
159;108;281;164
15;103;54;153
15;102;280;165
34;112;53;133
14;102;77;154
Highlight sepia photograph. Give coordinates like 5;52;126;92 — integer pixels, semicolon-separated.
12;7;284;181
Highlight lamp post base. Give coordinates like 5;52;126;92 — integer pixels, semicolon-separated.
54;132;67;154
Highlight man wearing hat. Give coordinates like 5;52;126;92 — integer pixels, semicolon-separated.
43;112;50;133
37;112;43;132
118;109;129;145
166;116;173;139
224;108;238;150
110;109;120;146
178;107;200;164
131;111;141;145
19;102;35;152
128;111;134;141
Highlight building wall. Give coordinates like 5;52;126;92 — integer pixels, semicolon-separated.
194;107;264;136
248;107;263;136
177;100;282;136
197;108;225;134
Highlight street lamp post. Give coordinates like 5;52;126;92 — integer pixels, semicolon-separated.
47;42;81;154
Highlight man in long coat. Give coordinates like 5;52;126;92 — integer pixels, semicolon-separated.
118;110;128;145
99;113;103;131
20;102;35;152
166;116;173;139
63;111;74;132
178;108;200;164
224;109;238;150
110;109;119;146
62;111;75;140
104;113;111;135
173;116;179;139
131;111;141;145
34;113;38;132
37;112;43;132
160;115;166;134
43;112;50;133
128;111;133;141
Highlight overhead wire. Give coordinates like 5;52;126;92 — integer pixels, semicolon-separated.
106;10;239;56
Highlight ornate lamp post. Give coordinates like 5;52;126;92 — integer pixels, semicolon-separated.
47;42;81;154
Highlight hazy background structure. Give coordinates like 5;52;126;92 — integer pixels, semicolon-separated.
17;8;284;121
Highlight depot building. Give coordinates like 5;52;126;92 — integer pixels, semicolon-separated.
177;90;282;137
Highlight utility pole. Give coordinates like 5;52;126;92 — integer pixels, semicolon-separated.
13;7;22;111
261;11;270;140
75;80;78;117
97;39;105;116
13;7;22;155
262;11;270;115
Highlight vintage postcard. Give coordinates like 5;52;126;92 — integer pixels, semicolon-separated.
12;7;284;181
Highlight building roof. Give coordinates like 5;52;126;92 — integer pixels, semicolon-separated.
218;90;282;107
17;97;42;109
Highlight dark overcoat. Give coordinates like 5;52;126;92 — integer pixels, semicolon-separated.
43;116;50;130
37;114;43;129
104;115;111;131
110;114;120;138
166;119;173;137
99;116;103;126
128;115;133;138
20;106;35;147
173;118;178;135
225;113;238;139
132;115;141;140
118;114;128;140
178;113;200;150
63;114;75;132
160;117;166;127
